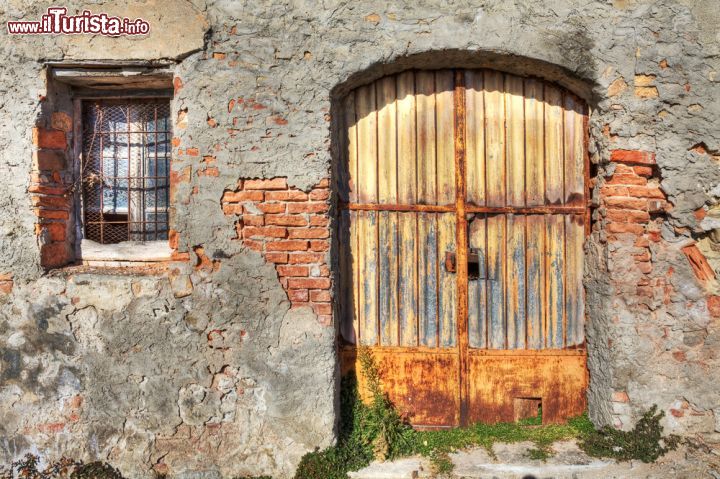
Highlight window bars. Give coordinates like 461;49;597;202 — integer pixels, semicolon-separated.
81;100;171;244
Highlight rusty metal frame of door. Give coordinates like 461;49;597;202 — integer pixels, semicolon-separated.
339;68;590;428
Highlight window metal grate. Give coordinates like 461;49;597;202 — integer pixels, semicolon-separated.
82;100;171;244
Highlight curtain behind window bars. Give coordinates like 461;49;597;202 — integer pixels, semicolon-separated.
82;100;171;244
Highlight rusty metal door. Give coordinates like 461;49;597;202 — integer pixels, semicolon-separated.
338;69;588;427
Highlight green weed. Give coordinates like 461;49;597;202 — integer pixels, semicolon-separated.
578;406;680;462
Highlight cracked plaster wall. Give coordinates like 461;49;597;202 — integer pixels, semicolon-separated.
0;0;720;476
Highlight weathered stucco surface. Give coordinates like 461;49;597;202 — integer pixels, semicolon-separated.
0;0;719;477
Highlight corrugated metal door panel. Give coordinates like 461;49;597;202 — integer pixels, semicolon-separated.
340;69;589;427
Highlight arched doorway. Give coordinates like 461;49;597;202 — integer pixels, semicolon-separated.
338;69;589;428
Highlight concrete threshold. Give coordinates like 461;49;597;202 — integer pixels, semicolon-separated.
348;440;711;479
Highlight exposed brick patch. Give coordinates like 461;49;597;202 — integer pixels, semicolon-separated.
603;151;668;247
222;178;332;322
602;151;674;310
31;124;72;269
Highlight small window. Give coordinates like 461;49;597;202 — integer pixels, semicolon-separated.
81;100;171;244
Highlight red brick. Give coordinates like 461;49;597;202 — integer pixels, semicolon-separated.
265;190;308;201
312;303;332;315
601;186;629;197
638;262;653;274
613;164;637;175
682;244;716;281
288;289;309;302
33;128;67;150
310;216;329;226
243;239;263;251
0;280;13;295
288;277;331;289
171;251;191;261
265;252;288;263
243;226;287;238
244;178;288;190
309;240;330;252
37;422;66;433
634;236;650;248
198;167;219;177
707;296;720;318
277;265;309;277
266;240;308;252
612;391;630;403
287;202;329;213
316;178;330;188
51;112;72;132
633;166;654;177
256;203;286;214
610;149;656;165
627;186;665;199
607;223;645;234
169;230;179;249
266;215;308;226
186;148;199;156
28;184;67;196
31;195;69;210
222;190;263;202
288;252;325;264
310;290;331;302
34;208;68;220
633;251;651;262
242;214;264;226
604;197;648;210
34;150;66;170
223;204;243;215
288;228;329;239
606;210;650;223
606;174;648;186
41;242;68;268
39;222;66;242
309;188;330;200
170;166;191;187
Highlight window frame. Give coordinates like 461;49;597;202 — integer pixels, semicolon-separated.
71;89;174;263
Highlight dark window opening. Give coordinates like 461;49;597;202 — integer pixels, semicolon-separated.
81;100;171;244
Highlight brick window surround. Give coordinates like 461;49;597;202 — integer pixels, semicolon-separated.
32;66;175;269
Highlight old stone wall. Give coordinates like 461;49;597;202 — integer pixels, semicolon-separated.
0;0;719;477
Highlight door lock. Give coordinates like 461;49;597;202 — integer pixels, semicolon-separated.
445;249;483;278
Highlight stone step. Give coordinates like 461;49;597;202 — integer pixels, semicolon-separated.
346;441;706;479
348;457;424;479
